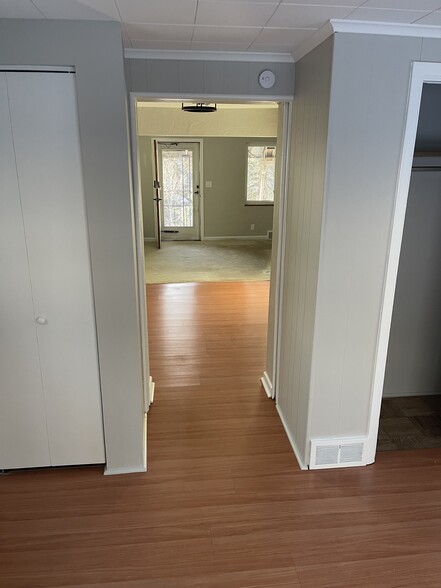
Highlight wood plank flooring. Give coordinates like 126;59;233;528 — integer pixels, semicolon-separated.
1;281;441;587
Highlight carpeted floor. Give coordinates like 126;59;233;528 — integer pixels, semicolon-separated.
144;238;272;284
377;394;441;451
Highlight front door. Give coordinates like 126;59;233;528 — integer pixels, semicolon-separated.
157;142;201;240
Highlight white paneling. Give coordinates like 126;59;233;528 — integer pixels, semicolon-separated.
7;72;105;466
308;34;422;445
195;1;276;27
126;23;194;41
267;4;353;28
192;25;261;43
276;38;333;465
116;0;198;24
33;0;120;20
0;73;51;470
0;0;44;18
348;7;429;23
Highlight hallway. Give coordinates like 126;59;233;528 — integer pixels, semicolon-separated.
1;282;441;586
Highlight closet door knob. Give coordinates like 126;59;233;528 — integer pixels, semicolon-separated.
36;316;48;325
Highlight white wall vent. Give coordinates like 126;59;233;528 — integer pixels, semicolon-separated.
310;438;367;469
267;230;273;240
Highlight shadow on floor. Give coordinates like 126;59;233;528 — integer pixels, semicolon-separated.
378;394;441;451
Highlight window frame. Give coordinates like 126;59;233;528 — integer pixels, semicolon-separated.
244;141;276;206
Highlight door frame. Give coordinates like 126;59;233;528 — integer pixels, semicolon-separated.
366;61;441;462
129;92;292;415
152;138;204;241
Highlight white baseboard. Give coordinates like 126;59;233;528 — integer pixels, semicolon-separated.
144;237;156;242
276;404;308;470
104;412;147;476
260;371;273;399
383;390;441;398
203;235;269;240
149;376;155;404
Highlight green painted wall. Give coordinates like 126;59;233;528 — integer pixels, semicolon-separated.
139;136;275;239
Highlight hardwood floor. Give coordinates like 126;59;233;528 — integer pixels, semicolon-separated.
1;281;441;587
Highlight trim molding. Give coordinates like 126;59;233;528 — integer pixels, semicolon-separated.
104;412;147;475
260;371;273;399
125;48;294;63
276;404;308;470
149;376;155;405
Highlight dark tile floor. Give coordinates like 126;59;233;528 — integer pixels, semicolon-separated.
378;395;441;451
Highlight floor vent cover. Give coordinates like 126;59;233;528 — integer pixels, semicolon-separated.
310;438;367;469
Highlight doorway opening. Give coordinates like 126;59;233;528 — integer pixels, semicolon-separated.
131;96;290;417
378;82;441;452
367;63;441;460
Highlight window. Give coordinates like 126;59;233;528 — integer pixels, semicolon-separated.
246;144;276;204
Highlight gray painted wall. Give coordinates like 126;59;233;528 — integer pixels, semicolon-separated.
276;37;333;465
415;83;441;152
306;34;441;460
383;170;441;397
139;136;274;238
126;58;295;97
0;19;145;472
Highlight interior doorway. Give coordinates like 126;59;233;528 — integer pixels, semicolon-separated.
368;63;441;460
130;96;291;416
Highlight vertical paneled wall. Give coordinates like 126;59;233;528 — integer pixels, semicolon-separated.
276;38;333;465
307;34;441;457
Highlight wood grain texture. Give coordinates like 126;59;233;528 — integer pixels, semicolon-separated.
1;281;441;587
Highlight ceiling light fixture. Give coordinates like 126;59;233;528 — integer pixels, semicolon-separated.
181;102;217;113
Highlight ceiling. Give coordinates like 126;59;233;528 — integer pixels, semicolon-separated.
2;0;441;57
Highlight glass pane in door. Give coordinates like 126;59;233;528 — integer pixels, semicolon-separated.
161;149;193;228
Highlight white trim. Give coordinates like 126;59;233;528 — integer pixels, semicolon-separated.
271;101;291;404
129;94;150;424
144;237;156;242
261;371;273;398
133;92;294;102
0;65;75;72
125;48;294;63
332;19;441;39
293;19;441;64
276;404;307;470
104;412;147;475
203;235;269;240
365;62;441;465
149;376;155;405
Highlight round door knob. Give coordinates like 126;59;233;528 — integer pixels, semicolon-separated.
36;316;48;325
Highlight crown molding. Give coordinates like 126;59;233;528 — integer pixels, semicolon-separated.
124;48;294;63
293;19;441;63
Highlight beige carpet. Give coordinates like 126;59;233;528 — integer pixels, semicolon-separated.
144;239;272;284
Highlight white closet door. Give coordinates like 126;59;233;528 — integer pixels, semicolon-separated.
0;73;51;469
6;72;105;466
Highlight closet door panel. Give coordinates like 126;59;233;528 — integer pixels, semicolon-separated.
7;72;105;466
0;73;51;469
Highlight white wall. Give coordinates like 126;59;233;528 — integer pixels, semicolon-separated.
276;38;333;466
306;33;441;463
0;19;145;473
383;169;441;397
